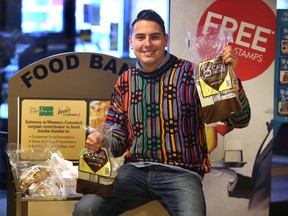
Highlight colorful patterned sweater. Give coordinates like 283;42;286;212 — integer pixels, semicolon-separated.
106;53;251;177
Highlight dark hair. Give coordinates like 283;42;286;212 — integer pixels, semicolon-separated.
131;9;166;35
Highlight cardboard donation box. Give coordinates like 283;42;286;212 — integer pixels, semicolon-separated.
7;52;133;216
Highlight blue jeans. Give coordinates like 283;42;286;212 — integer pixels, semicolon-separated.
73;164;206;216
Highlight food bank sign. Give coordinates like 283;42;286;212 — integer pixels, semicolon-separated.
197;0;276;81
20;53;130;88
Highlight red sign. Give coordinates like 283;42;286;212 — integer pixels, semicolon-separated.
197;0;276;81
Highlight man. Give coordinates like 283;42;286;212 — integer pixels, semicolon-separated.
73;9;250;216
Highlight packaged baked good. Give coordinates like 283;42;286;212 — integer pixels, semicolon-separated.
76;123;125;197
8;143;79;197
196;54;241;123
19;165;51;194
28;176;62;197
186;25;241;123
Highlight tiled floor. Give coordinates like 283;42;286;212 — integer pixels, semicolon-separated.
0;189;7;216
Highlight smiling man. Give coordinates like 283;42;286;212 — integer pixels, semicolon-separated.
73;9;251;216
128;18;168;72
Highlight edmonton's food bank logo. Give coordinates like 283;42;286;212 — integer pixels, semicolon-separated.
39;106;54;116
29;106;54;116
197;0;276;81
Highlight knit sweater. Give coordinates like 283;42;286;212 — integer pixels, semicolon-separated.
106;53;251;177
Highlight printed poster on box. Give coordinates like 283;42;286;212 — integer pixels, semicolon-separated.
18;97;110;161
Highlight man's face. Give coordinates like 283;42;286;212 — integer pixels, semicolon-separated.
129;20;168;72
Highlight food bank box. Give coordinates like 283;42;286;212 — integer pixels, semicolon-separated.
7;52;133;216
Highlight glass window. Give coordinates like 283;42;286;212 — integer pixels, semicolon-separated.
21;0;64;33
74;0;170;58
277;0;288;9
20;0;169;58
75;0;123;57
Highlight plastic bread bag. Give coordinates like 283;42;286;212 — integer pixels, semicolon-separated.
185;25;241;124
28;175;62;197
25;153;79;197
8;139;63;173
25;157;78;197
76;123;125;197
15;153;70;196
18;164;51;195
48;152;79;196
7;143;56;195
60;166;79;196
8;142;78;197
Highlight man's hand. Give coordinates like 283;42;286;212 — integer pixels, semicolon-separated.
222;45;238;71
85;131;104;152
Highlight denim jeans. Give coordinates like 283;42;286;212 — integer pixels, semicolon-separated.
73;163;206;216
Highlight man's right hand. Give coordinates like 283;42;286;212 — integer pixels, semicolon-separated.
85;131;103;152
